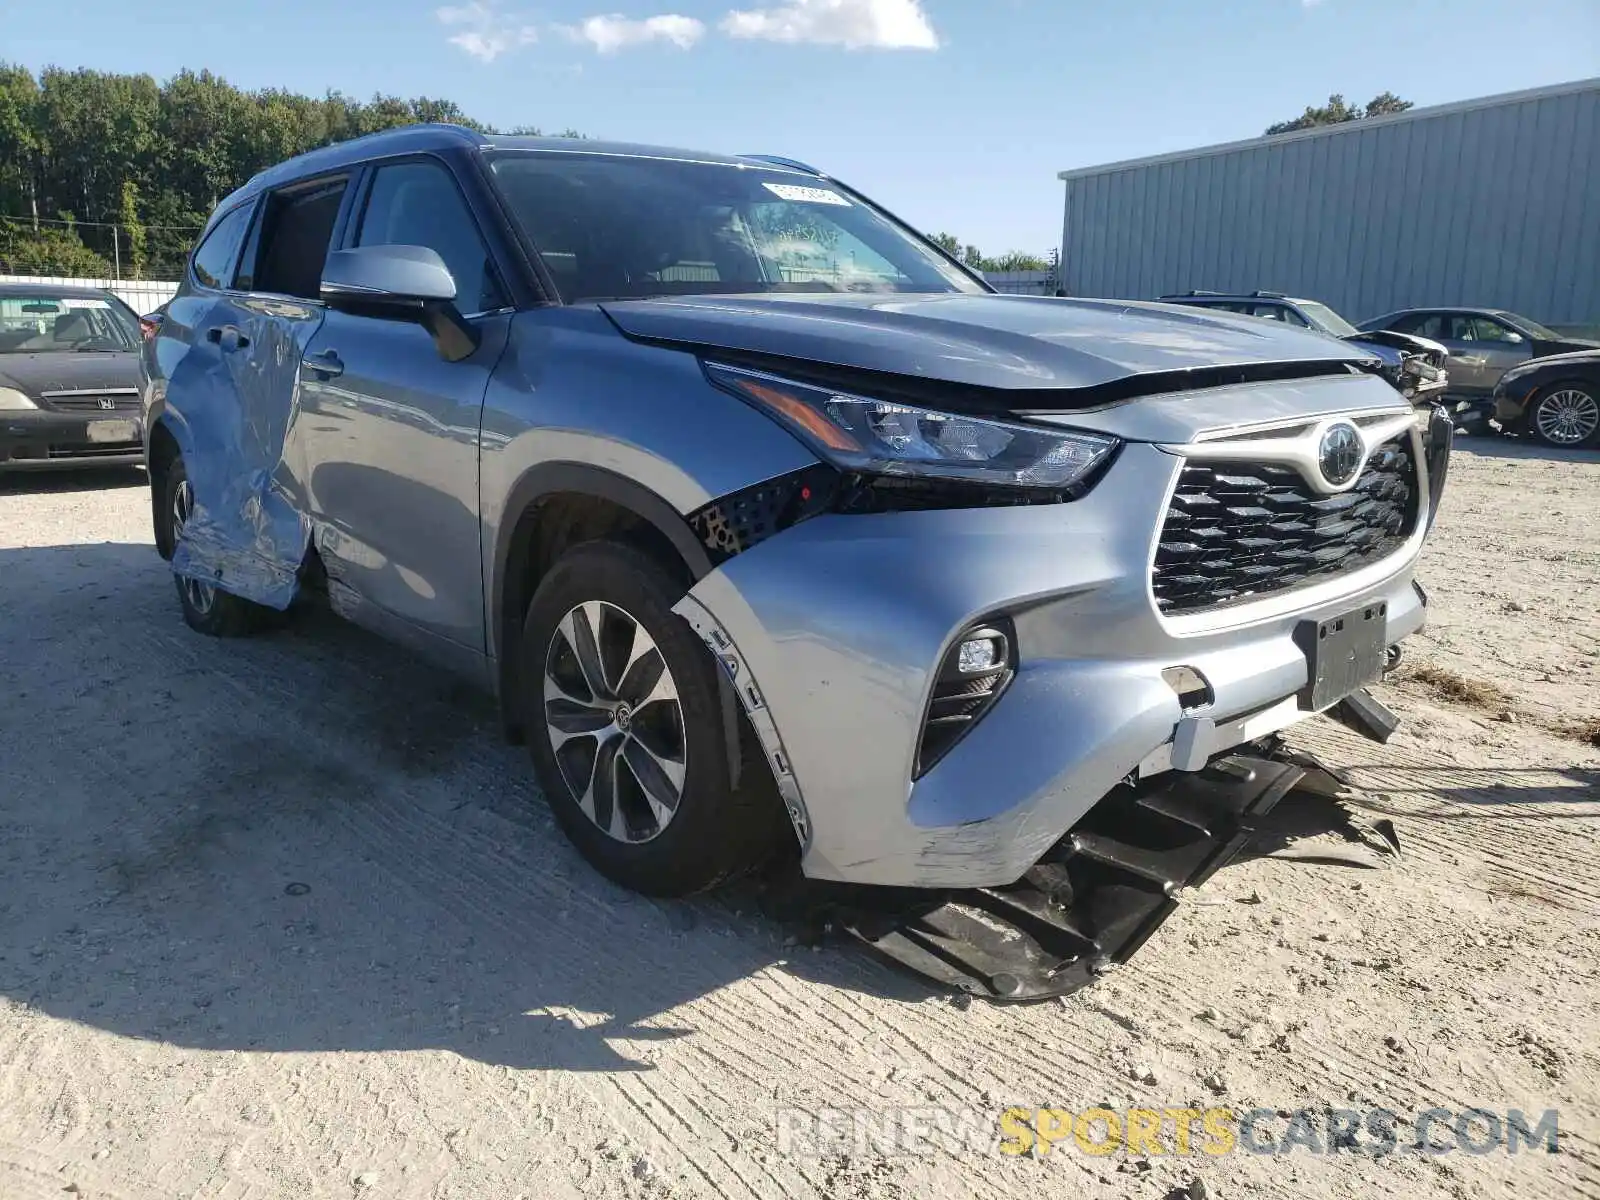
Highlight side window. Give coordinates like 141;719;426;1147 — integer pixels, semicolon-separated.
1249;304;1295;323
1470;317;1522;344
356;161;505;314
1446;315;1478;341
190;204;252;289
240;180;347;300
1393;313;1444;338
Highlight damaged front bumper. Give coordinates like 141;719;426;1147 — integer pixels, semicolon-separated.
674;440;1430;892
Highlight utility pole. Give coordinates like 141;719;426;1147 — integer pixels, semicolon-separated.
112;225;122;280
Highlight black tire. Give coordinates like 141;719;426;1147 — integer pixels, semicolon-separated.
1527;381;1600;449
160;456;275;638
520;540;787;896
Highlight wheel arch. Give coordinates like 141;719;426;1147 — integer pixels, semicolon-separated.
492;462;717;740
147;411;191;560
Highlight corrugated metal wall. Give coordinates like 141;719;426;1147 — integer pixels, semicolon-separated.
1059;81;1599;325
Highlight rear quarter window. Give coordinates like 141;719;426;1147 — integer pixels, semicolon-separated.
191;204;253;289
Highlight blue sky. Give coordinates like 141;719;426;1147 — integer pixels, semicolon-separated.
9;0;1598;255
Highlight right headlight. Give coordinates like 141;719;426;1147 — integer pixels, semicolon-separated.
705;362;1117;493
0;386;37;410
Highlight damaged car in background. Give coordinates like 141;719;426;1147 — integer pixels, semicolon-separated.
140;125;1451;1000
1157;290;1450;407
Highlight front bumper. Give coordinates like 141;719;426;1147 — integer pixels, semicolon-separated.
1493;387;1532;428
677;436;1434;890
0;409;144;468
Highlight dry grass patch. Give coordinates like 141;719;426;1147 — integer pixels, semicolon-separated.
1559;716;1600;748
1405;662;1513;711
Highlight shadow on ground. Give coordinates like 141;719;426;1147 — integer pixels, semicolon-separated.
1333;764;1600;814
0;541;936;1076
1452;434;1600;465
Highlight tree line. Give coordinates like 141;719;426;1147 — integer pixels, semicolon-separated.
929;233;1053;274
0;64;576;279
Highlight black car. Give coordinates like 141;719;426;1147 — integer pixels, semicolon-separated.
1492;349;1600;448
1158;291;1449;403
0;283;146;470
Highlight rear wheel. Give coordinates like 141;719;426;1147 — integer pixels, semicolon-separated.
161;457;274;637
1528;383;1599;448
521;541;786;896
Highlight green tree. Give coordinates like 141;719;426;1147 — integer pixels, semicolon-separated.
1265;91;1413;136
986;251;1049;272
118;179;146;279
0;61;558;279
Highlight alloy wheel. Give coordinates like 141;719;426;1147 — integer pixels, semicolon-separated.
543;600;687;844
171;476;217;616
1534;388;1599;446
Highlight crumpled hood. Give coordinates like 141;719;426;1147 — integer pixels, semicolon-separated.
598;293;1375;392
0;351;139;396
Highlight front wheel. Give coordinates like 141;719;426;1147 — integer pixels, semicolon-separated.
520;541;786;896
1528;383;1600;448
161;457;275;637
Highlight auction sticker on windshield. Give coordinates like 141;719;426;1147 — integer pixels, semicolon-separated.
762;183;852;206
59;298;112;309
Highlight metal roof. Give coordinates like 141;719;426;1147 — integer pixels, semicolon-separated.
1058;76;1600;181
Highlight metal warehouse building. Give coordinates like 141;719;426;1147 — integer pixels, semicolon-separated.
1057;78;1599;326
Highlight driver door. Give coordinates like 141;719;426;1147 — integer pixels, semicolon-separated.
1466;316;1534;390
294;157;512;662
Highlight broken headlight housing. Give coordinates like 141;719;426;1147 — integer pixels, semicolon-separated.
705;363;1117;495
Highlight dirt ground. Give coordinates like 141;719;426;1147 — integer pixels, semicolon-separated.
1;439;1595;1200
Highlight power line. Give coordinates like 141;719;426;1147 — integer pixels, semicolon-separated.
0;213;203;232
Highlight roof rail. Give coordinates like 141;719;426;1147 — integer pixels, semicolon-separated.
1159;290;1222;298
1252;290;1287;299
738;153;823;175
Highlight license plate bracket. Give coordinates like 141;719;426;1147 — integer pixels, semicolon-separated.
87;418;139;444
1295;601;1388;711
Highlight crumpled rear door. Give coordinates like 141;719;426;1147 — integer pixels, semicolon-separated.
169;294;326;608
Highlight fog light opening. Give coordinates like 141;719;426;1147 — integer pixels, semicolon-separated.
1162;665;1214;713
915;622;1016;779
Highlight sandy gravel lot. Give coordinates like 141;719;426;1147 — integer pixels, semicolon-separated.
1;440;1596;1200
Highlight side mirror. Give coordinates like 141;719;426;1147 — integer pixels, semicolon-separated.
320;244;479;362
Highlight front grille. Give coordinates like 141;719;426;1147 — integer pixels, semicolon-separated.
47;443;140;458
43;394;140;412
1152;434;1419;615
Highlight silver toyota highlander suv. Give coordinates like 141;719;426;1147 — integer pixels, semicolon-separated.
141;125;1449;997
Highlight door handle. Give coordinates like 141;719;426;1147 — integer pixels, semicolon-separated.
301;349;344;379
205;325;250;351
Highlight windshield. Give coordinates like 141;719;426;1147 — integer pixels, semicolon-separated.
1498;311;1561;340
487;152;986;303
1294;300;1359;339
0;293;139;353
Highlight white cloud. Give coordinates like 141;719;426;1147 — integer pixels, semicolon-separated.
721;0;939;49
436;2;539;61
561;13;707;52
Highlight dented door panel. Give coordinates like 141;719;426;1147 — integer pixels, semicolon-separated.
167;293;326;609
296;310;510;651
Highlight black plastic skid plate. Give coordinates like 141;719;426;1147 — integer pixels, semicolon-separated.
828;748;1318;1001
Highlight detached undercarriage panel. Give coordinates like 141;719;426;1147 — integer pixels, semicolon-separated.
826;739;1357;1000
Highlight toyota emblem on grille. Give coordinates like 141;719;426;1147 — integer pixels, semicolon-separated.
1317;422;1363;487
98;397;116;410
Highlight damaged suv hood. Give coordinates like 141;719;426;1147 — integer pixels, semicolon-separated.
599;293;1376;394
